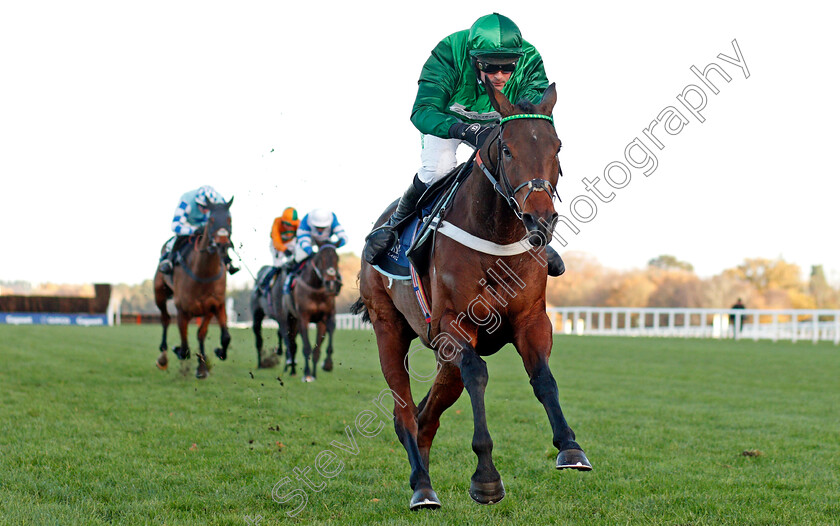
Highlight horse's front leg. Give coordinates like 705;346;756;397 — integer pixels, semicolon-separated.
156;301;171;370
213;305;231;362
514;317;591;471
450;341;505;504
298;315;315;382
371;315;438;510
312;320;327;374
322;314;336;372
282;313;298;376
174;311;191;360
195;315;213;379
252;299;266;367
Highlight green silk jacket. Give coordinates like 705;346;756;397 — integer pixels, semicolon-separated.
410;29;549;138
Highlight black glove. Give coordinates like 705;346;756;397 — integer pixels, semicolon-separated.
448;122;495;148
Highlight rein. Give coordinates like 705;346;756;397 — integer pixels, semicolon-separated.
182;231;225;283
475;113;561;220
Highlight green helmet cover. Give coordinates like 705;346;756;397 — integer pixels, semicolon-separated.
468;13;524;61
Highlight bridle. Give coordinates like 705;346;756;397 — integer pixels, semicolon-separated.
310;244;342;294
475;113;562;220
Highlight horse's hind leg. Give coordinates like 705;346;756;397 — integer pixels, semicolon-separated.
416;360;464;470
195;315;213;379
514;320;591;471
322;315;336;372
373;319;439;510
214;306;231;362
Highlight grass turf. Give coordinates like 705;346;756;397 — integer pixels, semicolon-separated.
0;325;838;525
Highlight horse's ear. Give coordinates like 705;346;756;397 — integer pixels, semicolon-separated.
485;80;515;116
226;196;234;209
537;83;557;116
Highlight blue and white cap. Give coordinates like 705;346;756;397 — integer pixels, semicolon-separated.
195;185;224;207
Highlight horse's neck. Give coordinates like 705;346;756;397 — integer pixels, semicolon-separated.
299;262;322;289
453;166;527;244
186;237;221;273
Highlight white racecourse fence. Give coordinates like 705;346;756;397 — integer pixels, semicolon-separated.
333;308;840;345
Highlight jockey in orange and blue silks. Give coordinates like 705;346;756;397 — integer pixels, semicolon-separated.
294;208;348;264
258;206;300;293
158;185;239;275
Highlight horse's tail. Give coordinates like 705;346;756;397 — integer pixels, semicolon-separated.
349;297;370;324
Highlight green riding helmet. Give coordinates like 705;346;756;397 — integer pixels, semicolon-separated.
468;13;525;66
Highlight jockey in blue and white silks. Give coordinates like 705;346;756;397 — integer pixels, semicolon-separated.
158;185;238;275
283;208;347;293
293;208;348;263
170;185;224;236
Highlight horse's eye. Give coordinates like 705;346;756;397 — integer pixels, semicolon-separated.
502;145;512;158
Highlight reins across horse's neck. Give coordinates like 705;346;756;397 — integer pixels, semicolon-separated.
435;113;561;257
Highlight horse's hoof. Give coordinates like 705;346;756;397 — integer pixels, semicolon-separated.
469;479;505;505
214;348;227;361
409;488;441;510
322;359;333;372
156;352;168;370
556;449;592;470
196;365;209;379
302;375;316;383
174;347;190;360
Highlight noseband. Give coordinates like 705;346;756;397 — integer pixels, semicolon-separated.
475;113;562;220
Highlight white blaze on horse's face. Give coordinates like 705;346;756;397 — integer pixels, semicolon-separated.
326;268;336;277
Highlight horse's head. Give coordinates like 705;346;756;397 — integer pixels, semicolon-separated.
312;244;342;295
202;197;234;252
484;82;561;247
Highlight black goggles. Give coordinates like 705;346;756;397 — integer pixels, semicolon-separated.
476;61;517;74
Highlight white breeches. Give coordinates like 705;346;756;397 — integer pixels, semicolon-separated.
418;134;473;185
269;240;295;267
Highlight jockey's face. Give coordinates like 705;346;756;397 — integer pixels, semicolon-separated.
480;70;512;91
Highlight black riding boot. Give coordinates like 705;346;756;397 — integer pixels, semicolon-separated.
223;250;240;275
363;174;427;264
158;236;188;274
546;246;565;277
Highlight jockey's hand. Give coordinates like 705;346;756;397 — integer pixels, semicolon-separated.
284;248;293;257
448;122;495;148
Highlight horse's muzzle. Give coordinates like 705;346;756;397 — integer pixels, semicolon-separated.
522;212;558;247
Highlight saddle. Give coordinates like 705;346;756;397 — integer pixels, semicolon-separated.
372;158;474;279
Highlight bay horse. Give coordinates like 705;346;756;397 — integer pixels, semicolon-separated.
353;83;590;510
249;265;287;369
282;244;342;382
154;199;233;379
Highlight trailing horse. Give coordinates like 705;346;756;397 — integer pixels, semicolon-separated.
153;199;233;379
283;245;342;382
249;265;288;370
353;82;590;510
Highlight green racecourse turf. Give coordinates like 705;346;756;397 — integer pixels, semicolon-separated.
1;325;838;525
